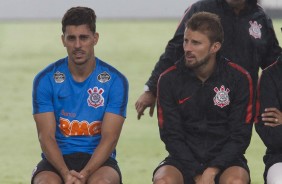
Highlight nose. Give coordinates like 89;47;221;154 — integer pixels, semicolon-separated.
183;41;192;52
74;39;82;48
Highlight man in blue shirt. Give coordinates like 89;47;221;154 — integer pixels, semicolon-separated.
31;7;128;184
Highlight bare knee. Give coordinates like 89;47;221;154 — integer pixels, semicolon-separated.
153;165;184;184
153;176;175;184
219;166;249;184
87;177;115;184
222;178;247;184
87;170;120;183
33;171;62;184
220;175;249;184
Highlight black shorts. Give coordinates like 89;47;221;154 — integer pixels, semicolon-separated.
31;152;122;184
153;156;250;184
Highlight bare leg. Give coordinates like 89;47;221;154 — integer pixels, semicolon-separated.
33;171;62;184
87;166;120;184
153;165;184;184
219;166;249;184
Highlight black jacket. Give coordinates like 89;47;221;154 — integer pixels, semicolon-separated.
157;56;253;177
147;0;281;95
255;55;282;180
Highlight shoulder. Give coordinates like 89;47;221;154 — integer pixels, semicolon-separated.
96;58;128;83
33;57;67;84
159;65;178;80
221;58;252;83
261;56;282;78
226;61;250;76
249;3;272;21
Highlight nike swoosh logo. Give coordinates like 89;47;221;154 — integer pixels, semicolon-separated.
178;97;191;104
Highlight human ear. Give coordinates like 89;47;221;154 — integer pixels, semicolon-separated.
61;34;66;47
94;32;99;45
210;42;221;53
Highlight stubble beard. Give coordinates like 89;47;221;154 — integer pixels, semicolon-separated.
185;53;211;70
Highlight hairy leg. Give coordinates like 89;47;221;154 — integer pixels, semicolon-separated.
153;165;184;184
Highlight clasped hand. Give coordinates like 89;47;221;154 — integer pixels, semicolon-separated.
64;170;87;184
262;108;282;127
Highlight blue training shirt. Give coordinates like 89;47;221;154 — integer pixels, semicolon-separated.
32;57;128;159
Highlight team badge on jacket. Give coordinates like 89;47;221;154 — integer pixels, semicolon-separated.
87;87;104;108
213;85;230;108
249;21;262;39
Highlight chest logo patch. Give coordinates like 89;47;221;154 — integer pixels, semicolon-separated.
213;85;230;108
54;71;65;83
87;87;104;108
249;21;262;39
97;71;111;83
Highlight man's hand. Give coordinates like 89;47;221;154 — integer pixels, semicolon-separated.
194;175;201;183
63;170;84;184
262;107;282;127
194;167;219;184
135;91;156;120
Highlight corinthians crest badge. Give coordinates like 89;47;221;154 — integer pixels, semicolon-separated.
213;85;230;108
249;21;262;39
87;87;104;108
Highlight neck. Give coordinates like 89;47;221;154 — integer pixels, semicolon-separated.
194;55;217;82
69;58;96;82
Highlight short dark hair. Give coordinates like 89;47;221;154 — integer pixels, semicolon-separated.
185;12;224;44
62;6;96;34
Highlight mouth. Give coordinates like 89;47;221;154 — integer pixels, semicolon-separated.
73;50;85;58
185;53;195;61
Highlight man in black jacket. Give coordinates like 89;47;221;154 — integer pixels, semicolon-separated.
255;55;282;184
135;0;281;120
153;12;253;184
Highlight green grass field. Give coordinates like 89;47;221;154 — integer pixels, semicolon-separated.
0;19;281;184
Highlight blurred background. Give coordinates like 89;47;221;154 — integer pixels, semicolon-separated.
0;0;281;20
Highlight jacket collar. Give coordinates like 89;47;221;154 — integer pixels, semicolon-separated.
177;54;226;80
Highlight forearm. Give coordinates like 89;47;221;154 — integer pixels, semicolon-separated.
81;135;119;177
39;135;69;177
195;167;220;183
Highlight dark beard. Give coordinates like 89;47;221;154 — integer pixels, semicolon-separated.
185;54;211;69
